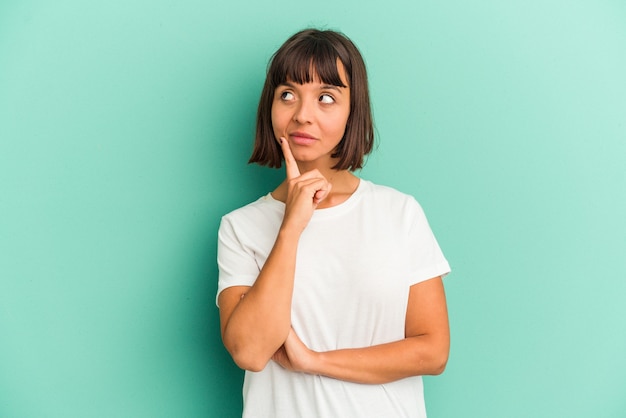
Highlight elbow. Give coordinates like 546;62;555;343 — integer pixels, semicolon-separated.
415;341;448;376
231;351;270;372
224;339;272;372
425;334;449;375
427;349;449;375
430;355;448;375
222;325;286;372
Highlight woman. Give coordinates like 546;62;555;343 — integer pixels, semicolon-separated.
217;28;451;417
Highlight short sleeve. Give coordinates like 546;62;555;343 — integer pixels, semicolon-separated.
406;199;451;285
216;216;260;306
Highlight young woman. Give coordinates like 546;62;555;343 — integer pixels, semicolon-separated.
217;29;451;417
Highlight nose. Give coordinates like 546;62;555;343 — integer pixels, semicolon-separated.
293;99;313;124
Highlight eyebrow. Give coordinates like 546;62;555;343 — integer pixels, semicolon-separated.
321;84;345;93
280;81;346;93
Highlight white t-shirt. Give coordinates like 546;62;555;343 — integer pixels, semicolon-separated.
217;179;450;418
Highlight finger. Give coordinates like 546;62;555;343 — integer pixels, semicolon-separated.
272;345;285;361
290;177;330;200
280;137;301;180
313;182;332;205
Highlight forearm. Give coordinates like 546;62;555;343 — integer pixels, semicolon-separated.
305;335;448;384
222;227;300;371
221;147;334;371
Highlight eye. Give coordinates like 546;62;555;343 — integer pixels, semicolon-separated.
319;94;335;104
280;91;295;101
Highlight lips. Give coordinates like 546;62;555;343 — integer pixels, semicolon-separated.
290;131;317;145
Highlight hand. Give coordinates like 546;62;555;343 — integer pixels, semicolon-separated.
279;137;331;233
272;328;317;374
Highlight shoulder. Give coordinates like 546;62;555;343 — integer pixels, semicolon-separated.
220;194;283;230
359;180;424;215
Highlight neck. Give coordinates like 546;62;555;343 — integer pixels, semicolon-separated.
272;167;360;208
294;159;338;181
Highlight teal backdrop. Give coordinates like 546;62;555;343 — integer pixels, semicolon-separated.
1;1;625;417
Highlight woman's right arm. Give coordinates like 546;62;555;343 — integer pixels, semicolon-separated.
218;138;330;372
218;227;299;372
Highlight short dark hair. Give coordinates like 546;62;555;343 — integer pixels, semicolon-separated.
248;29;374;171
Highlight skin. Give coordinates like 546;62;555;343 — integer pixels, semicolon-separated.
270;61;359;207
218;63;450;383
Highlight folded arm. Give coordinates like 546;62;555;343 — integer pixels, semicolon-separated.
272;276;449;384
218;227;299;372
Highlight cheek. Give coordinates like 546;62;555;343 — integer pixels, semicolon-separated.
271;106;288;132
330;112;350;136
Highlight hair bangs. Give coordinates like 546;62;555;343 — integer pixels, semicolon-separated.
270;40;348;88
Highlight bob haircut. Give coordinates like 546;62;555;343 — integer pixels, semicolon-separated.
248;29;374;171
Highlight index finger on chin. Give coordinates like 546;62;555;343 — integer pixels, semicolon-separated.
280;137;301;179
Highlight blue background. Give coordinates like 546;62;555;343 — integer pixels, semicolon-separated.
1;1;625;416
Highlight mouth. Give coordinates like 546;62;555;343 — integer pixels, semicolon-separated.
289;131;318;145
290;131;316;140
289;131;317;146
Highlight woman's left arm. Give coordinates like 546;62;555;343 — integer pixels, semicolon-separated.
272;276;449;384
